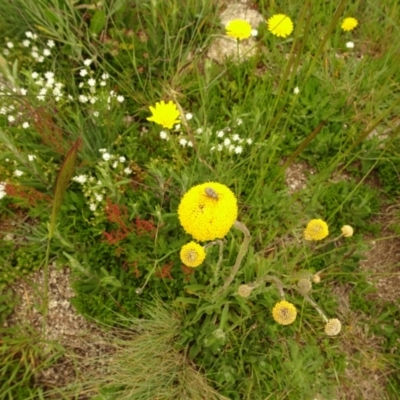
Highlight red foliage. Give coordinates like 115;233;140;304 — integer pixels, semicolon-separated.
5;183;51;207
102;198;156;246
155;262;173;279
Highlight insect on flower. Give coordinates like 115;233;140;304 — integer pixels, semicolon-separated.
204;187;219;200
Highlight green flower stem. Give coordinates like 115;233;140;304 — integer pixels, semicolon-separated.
293;287;328;322
258;275;286;299
220;220;251;293
205;240;225;284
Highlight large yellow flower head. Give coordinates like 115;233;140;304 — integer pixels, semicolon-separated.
180;241;206;268
147;100;181;129
341;17;358;32
225;19;252;41
303;219;329;241
272;300;297;325
267;14;294;38
178;182;238;242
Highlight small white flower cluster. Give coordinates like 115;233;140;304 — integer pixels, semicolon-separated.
72;150;132;213
0;182;6;199
72;173;105;212
210;129;252;155
0;86;30;128
33;71;65;102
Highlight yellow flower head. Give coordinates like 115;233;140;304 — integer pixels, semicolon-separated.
304;219;329;241
341;17;358;32
178;182;238;242
180;241;206;268
272;300;297;325
225;19;252;41
341;225;354;237
267;14;294;38
324;318;342;336
147;100;181;129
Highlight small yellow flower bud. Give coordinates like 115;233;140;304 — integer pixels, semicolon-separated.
341;225;354;238
324;318;342;336
238;284;253;298
312;274;321;284
297;278;312;293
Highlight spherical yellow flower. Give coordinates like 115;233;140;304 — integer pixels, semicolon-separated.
178;182;238;242
312;274;321;284
341;17;358;32
303;219;329;241
324;318;342;336
180;241;206;268
147;100;181;129
267;14;294;38
272;300;297;325
341;225;354;237
238;284;253;298
225;19;252;41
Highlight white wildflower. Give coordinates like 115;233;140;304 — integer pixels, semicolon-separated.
119;156;126;163
22;40;30;47
236;118;243;125
95;193;103;202
6;42;14;49
196;128;203;134
37;56;45;63
31;51;39;59
73;175;88;184
47;40;55;48
79;69;88;77
89;203;97;211
22;122;30;129
101;73;109;80
346;41;354;49
124;167;132;175
293;86;300;94
246;138;253;145
32;72;39;79
43;48;51;56
99;148;107;153
217;130;224;138
179;138;187;147
83;59;93;66
223;138;231;146
78;94;88;103
25;31;33;38
7;115;15;123
116;95;124;103
20;88;27;95
102;152;111;161
100;80;107;86
14;169;23;177
28;154;36;161
217;144;223;151
159;131;169;140
87;78;96;87
187;141;193;147
185;113;193;120
234;146;243;154
174;124;181;131
93;111;99;117
251;29;258;37
232;134;240;141
112;161;118;168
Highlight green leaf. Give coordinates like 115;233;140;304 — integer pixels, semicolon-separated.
90;10;106;35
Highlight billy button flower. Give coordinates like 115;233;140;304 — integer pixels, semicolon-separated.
180;241;206;268
272;300;297;325
267;14;294;38
324;318;342;336
178;182;238;242
303;219;329;241
225;19;252;40
147;100;181;129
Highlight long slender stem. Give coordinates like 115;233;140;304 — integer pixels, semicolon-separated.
293;287;328;322
42;231;52;335
219;220;251;293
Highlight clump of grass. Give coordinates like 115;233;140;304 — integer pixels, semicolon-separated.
56;301;227;400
